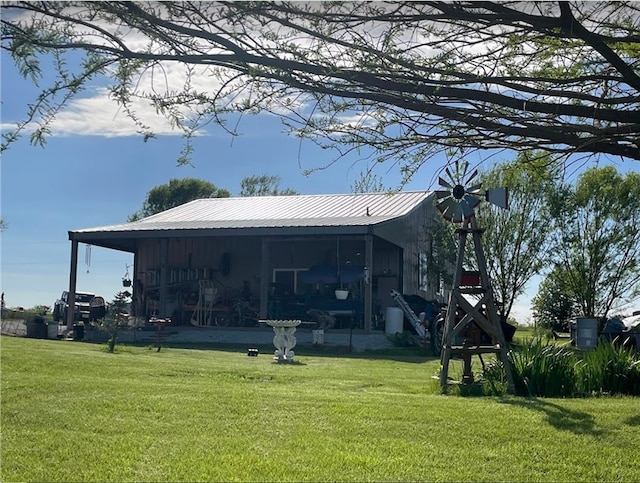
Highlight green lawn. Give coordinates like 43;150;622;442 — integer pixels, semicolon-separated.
2;336;639;482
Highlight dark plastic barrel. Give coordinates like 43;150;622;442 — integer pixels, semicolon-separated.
26;316;47;339
73;324;85;341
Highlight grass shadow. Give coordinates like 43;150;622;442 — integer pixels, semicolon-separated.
624;414;640;426
270;360;307;366
497;397;603;436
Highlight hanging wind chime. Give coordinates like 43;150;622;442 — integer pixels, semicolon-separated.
85;244;92;273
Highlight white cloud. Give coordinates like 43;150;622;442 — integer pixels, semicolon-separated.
48;88;183;137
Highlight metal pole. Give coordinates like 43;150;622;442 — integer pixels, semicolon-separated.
364;234;374;332
159;238;168;317
66;238;79;329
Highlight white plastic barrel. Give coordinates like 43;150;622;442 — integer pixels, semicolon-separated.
312;329;325;345
576;317;598;349
385;307;404;335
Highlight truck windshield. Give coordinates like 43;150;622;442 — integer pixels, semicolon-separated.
75;294;95;303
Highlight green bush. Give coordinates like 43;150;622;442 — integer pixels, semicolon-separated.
578;341;640;396
483;338;640;397
388;331;418;347
511;338;577;397
478;359;511;396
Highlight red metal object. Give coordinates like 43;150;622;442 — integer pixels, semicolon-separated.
460;271;481;287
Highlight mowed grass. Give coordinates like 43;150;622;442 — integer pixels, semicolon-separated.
2;336;640;482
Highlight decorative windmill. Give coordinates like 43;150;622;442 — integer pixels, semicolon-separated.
435;160;514;393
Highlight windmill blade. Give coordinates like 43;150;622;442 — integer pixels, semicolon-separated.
465;168;478;184
437;197;460;221
461;160;469;179
463;193;481;210
440;199;464;223
436;197;456;215
438;176;453;189
486;187;509;210
435;190;451;200
449;204;465;223
454;160;460;180
466;182;483;194
445;166;456;185
460;199;475;219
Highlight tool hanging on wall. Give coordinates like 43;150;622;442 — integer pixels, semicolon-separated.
434;159;514;393
190;280;217;327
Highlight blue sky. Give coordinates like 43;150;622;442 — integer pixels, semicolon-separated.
2;48;638;323
0;49;438;313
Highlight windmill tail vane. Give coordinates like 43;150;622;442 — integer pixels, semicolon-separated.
435;160;509;222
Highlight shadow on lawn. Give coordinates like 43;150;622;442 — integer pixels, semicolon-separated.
624;414;640;426
498;397;603;436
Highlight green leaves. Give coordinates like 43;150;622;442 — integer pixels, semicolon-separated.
485;338;640;397
2;1;639;162
128;178;231;221
475;152;561;319
238;174;298;197
546;167;640;317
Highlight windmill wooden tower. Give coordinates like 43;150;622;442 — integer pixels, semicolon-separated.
435;160;515;393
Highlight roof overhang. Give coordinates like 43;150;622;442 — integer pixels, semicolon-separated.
69;223;380;252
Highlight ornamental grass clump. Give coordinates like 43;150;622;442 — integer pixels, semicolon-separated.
510;338;577;397
483;337;640;397
577;340;640;396
482;338;577;397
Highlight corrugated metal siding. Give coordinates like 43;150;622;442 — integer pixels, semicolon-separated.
373;197;440;299
74;192;432;234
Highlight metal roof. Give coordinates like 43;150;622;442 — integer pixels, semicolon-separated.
73;191;433;234
69;191;435;252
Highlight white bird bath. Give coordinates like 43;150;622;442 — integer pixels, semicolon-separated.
264;319;301;362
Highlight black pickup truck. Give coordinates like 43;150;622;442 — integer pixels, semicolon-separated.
52;291;98;323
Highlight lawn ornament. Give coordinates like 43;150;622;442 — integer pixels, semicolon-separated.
265;319;301;362
435;160;515;393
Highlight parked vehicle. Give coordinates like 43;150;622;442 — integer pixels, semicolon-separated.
53;291;97;323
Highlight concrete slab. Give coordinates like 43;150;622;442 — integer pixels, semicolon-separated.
82;325;394;352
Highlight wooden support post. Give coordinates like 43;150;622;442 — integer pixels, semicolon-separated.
364;234;374;332
159;238;168;317
259;238;270;319
66;238;79;329
439;221;468;389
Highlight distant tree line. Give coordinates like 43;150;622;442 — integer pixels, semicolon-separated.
477;159;640;329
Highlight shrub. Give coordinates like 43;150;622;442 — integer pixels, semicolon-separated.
90;291;138;353
481;359;511;396
511;338;577;397
388;331;419;347
577;341;640;396
483;338;640;397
